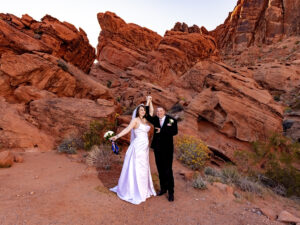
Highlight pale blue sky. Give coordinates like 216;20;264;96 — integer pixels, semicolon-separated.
2;0;237;47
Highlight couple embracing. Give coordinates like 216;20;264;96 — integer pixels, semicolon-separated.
109;96;178;204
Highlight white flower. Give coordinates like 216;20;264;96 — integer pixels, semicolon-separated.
104;131;114;138
169;119;174;124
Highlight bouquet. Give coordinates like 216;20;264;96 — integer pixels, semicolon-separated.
104;131;115;141
103;131;119;155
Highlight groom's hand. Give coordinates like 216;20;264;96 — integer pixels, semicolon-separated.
155;127;160;133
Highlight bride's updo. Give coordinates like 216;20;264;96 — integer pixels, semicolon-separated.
135;105;146;118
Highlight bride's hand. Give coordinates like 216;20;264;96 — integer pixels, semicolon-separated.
110;136;118;142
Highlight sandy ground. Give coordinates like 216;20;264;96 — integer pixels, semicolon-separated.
0;150;299;225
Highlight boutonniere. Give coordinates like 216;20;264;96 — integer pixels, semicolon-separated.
167;118;174;126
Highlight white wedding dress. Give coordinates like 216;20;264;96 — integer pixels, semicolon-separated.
110;122;156;204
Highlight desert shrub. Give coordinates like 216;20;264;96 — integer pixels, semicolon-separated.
82;119;116;151
175;135;210;170
192;174;207;190
86;145;112;170
57;137;82;154
220;166;241;184
203;166;264;195
265;162;300;197
236;177;263;195
204;166;220;177
258;174;287;196
205;175;223;184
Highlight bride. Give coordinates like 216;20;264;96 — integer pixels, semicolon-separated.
109;96;156;204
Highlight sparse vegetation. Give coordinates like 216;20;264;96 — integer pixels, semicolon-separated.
82;119;117;151
233;132;300;197
192;174;207;190
86;145;112;170
57;136;83;154
203;166;264;195
295;40;300;45
175;135;211;170
284;106;292;113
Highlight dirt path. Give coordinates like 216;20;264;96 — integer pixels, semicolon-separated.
0;150;299;225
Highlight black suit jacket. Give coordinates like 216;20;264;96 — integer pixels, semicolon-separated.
145;106;178;151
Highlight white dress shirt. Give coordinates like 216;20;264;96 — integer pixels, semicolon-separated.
159;116;166;127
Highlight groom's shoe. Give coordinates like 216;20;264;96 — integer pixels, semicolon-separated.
157;190;167;196
168;193;174;202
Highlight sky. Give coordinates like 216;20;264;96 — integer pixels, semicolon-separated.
2;0;237;47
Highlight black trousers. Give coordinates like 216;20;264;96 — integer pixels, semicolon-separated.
154;148;174;194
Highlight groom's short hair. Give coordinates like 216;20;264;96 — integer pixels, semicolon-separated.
157;106;165;111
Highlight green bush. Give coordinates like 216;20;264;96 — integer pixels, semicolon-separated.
175;135;210;170
220;166;241;184
265;162;300;197
82;119;116;151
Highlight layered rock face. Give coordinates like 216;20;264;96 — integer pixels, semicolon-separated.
211;0;300;52
0;14;116;151
0;13;95;72
92;11;283;161
96;12;219;86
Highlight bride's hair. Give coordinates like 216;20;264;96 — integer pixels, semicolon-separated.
135;105;146;118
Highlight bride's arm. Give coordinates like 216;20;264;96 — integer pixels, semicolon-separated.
149;98;154;116
110;119;137;141
145;96;154;116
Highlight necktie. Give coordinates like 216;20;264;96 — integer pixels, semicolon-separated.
160;118;163;127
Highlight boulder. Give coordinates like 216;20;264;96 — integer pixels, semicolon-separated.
29;97;116;141
0;98;55;151
0;151;14;168
277;210;300;223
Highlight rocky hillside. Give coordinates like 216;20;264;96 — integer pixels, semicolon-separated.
0;14;116;151
0;4;298;163
210;0;300;143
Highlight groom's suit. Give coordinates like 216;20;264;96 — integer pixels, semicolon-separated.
145;107;178;195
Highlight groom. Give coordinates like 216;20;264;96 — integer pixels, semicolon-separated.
145;96;178;202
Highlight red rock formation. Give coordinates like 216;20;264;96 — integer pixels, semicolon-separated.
29;97;117;142
0;13;117;151
93;12;283;161
0;13;95;72
96;11;219;87
0;52;110;103
0;97;55;151
211;0;300;52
